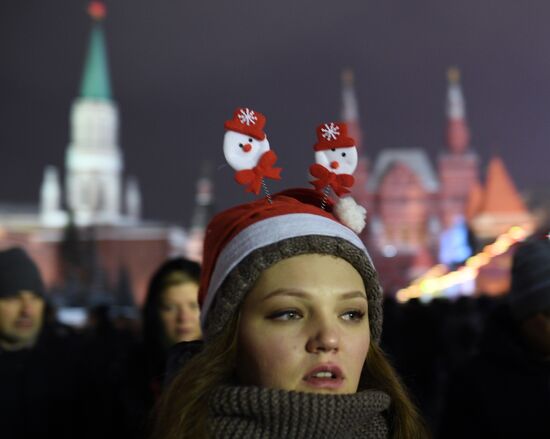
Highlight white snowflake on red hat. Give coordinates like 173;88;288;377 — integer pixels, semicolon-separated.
321;123;340;141
238;108;258;126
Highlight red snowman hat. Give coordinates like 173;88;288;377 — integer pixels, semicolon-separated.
197;188;378;342
313;122;356;151
224;107;267;140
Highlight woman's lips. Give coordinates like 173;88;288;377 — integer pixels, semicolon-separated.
303;363;345;389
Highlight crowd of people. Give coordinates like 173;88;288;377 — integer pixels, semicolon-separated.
1;192;549;438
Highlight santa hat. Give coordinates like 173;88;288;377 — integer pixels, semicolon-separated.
198;188;383;343
224;107;267;141
313;122;356;151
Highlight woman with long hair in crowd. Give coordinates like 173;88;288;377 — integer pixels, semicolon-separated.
114;257;202;438
152;189;428;438
153;111;428;438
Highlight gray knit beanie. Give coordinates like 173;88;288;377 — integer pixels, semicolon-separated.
198;189;383;343
508;234;550;321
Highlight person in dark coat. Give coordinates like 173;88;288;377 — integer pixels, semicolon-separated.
439;232;550;438
0;247;96;439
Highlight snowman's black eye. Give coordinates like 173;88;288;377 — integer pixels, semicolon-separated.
248;138;253;142
238;143;243;148
331;148;336;152
341;152;346;157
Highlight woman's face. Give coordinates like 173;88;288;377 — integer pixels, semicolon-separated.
159;282;202;344
236;254;370;394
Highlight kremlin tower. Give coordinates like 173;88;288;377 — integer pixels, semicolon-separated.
341;69;370;213
438;67;480;229
65;2;123;226
185;162;215;262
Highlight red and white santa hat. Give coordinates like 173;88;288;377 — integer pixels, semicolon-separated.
198;188;382;343
224;107;267;140
313;122;356;151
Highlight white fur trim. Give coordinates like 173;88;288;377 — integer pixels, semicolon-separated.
200;213;371;328
334;197;367;234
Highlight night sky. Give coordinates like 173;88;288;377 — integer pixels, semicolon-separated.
2;0;549;225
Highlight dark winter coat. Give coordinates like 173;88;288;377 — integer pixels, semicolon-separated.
0;324;100;439
439;304;550;438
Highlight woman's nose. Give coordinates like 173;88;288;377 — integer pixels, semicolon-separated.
305;319;340;353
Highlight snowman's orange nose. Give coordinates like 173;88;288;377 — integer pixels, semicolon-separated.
330;161;340;169
242;143;252;153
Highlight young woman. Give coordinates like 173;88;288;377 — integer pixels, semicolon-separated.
114;257;202;438
153;189;428;438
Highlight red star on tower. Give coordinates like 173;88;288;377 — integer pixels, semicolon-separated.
88;1;106;21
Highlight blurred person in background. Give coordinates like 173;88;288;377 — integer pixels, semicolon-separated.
0;247;95;439
110;257;202;438
439;231;550;438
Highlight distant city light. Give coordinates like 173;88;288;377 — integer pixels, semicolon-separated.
396;225;530;303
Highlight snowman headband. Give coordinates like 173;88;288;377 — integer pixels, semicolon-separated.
222;106;366;232
195;109;377;337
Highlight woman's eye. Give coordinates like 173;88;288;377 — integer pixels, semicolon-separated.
268;310;303;321
341;310;365;321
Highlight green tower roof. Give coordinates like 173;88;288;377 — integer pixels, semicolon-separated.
80;22;112;100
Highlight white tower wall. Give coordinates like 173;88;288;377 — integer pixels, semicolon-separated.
66;98;123;226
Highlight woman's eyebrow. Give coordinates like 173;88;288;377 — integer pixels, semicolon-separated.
340;291;367;300
262;289;311;301
262;289;367;301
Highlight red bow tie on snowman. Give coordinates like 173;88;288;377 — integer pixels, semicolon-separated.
309;122;357;196
223;108;282;195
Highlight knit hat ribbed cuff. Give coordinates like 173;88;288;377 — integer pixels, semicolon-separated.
204;235;383;344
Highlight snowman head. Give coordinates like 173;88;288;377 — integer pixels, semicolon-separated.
315;146;358;175
223;130;270;171
313;122;358;175
224;108;270;171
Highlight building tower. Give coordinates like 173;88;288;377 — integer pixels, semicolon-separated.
125;176;142;223
341;69;370;211
65;2;123;226
469;156;536;240
438;67;480;229
40;166;66;227
185;162;215;262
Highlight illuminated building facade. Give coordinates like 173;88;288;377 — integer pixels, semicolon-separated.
342;68;536;297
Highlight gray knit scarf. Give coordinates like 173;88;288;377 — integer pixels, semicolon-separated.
209;385;391;438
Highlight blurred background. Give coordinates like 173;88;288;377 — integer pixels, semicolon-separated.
2;1;550;436
1;0;549;306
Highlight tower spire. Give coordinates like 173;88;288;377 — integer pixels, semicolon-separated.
80;2;111;100
340;68;370;214
445;67;470;154
186;162;215;262
341;69;363;151
66;1;123;226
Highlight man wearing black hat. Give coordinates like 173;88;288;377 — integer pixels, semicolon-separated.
0;247;96;439
439;232;550;438
0;248;46;351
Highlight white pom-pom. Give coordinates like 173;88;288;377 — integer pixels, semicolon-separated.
334;196;367;234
